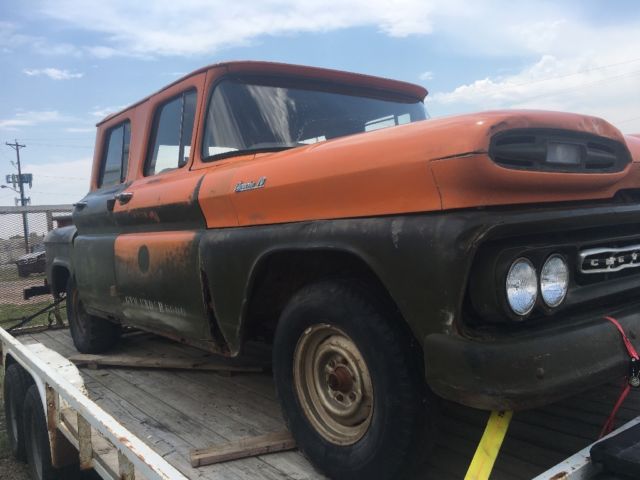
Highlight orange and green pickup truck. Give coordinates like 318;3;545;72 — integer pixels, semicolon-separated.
45;61;640;479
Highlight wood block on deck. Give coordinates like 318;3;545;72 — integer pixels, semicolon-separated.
68;352;266;373
190;431;296;467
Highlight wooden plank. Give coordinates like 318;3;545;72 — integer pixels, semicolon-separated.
25;328;640;480
39;329;324;479
68;352;266;373
191;431;296;467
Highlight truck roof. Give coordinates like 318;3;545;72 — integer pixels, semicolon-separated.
96;60;429;126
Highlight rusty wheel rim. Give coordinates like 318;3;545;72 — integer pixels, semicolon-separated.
293;324;373;445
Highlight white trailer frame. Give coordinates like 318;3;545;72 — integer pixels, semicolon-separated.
3;321;639;480
0;326;188;480
533;415;640;480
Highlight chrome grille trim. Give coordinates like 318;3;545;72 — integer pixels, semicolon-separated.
579;244;640;274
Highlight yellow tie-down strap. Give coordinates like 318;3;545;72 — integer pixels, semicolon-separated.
464;410;514;480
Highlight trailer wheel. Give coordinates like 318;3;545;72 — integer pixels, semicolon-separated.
3;363;34;461
66;277;120;354
17;266;29;277
23;385;57;480
273;279;436;480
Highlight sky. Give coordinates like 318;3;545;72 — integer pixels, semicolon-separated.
1;0;639;207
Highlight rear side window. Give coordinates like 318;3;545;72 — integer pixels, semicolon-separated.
145;89;197;176
99;121;131;187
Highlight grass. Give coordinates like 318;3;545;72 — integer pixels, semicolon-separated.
0;266;46;282
0;301;67;329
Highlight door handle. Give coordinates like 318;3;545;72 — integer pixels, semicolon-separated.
115;192;134;205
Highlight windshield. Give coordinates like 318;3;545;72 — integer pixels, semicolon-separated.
201;77;427;159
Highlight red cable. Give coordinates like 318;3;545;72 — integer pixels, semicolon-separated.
604;316;640;360
599;383;631;438
599;316;639;438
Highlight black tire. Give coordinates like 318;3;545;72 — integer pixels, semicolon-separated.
66;277;120;353
17;266;29;277
273;279;436;480
3;363;34;461
23;385;57;480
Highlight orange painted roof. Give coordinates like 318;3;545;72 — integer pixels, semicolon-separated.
96;61;428;126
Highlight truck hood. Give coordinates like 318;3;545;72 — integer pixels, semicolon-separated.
199;109;640;227
415;109;630;160
423;110;640;210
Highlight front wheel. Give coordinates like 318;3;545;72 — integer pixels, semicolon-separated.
273;280;436;480
66;277;120;353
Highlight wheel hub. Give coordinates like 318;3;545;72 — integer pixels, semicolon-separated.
293;324;374;445
327;365;353;393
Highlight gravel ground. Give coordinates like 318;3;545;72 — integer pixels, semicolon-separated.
0;375;32;480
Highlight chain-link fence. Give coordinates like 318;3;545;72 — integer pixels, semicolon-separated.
0;205;72;329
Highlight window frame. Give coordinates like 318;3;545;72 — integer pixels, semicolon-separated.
144;88;197;177
199;74;426;163
97;120;131;188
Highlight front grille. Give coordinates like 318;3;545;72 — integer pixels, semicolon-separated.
467;218;640;325
489;128;631;173
579;244;640;274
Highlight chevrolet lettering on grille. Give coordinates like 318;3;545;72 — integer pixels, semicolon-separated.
579;244;640;274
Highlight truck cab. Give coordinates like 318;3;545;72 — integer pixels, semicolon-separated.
45;60;640;480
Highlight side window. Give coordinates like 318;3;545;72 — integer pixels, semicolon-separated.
99;121;130;187
145;89;196;176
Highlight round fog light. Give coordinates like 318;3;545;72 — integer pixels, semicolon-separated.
540;255;569;308
506;258;538;316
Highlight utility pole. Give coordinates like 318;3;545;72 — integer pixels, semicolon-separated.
5;140;29;253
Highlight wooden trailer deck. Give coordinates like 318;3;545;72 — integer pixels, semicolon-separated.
17;327;640;480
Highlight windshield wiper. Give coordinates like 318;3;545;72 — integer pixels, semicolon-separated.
205;144;298;162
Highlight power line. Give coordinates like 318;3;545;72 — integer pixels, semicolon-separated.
38;174;88;180
436;57;640;104
18;142;93;149
617;115;640;126
29;189;85;194
513;69;640;104
503;56;640;90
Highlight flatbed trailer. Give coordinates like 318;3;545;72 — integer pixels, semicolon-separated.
2;324;640;480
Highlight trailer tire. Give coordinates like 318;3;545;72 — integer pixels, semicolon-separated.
23;385;58;480
3;363;34;461
17;266;29;277
67;277;120;354
273;279;436;480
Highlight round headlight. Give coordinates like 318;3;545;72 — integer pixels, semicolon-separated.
506;258;538;316
540;254;569;308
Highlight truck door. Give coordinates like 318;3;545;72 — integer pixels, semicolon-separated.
72;120;131;317
112;77;211;341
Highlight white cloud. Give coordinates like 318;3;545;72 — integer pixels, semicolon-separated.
23;68;84;80
429;53;640;133
35;0;439;57
0;21;81;57
90;105;127;118
0;111;73;130
423;6;640;134
15;158;91;207
65;127;95;133
419;71;434;81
